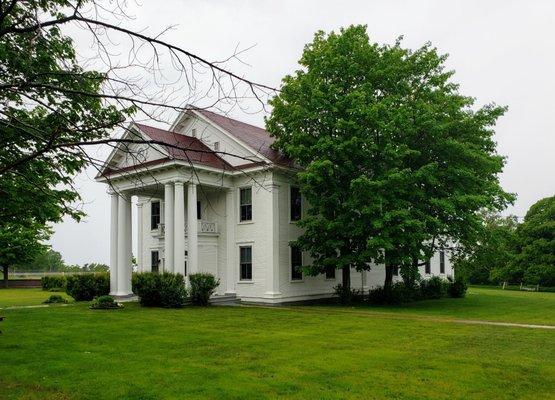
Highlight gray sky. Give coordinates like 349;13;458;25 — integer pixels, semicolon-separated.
49;0;555;265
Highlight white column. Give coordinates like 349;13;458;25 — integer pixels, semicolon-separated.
174;181;185;275
109;191;119;295
265;183;281;296
137;200;144;272
125;197;132;294
225;188;236;294
187;182;199;275
164;182;175;272
116;193;132;296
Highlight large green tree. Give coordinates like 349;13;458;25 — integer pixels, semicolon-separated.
498;195;555;286
454;212;518;284
0;1;272;277
266;25;512;290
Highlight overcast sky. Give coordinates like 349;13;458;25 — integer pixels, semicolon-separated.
49;0;555;265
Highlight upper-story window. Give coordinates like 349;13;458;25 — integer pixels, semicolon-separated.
290;186;302;222
213;141;220;151
197;200;201;220
151;201;160;230
240;187;252;222
440;251;445;274
191;128;197;137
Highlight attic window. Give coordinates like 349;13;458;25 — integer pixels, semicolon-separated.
191;128;197;137
213;141;220;151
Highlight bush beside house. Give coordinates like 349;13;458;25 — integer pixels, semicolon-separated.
133;272;187;308
189;273;220;306
65;273;109;301
367;277;467;305
41;275;67;291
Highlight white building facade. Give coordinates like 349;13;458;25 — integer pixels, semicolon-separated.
97;109;453;303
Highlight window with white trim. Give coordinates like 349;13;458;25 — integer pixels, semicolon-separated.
239;187;252;222
151;251;160;273
150;201;160;230
240;246;252;280
440;251;445;274
290;186;302;222
291;245;303;281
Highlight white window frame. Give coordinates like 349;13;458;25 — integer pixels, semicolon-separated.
289;245;304;282
289;185;302;223
238;186;253;224
238;244;254;282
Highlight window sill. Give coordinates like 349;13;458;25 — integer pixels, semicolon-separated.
290;279;304;283
238;220;254;225
237;280;254;284
325;278;337;281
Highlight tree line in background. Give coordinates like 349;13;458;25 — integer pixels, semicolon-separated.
10;248;108;274
455;195;555;287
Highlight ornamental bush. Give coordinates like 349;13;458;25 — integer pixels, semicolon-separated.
419;276;448;299
189;273;220;306
367;282;420;305
333;283;361;305
43;294;68;304
447;276;468;298
41;275;67;291
65;273;110;301
90;295;123;310
134;272;187;308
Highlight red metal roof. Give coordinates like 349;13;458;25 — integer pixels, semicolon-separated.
195;109;293;167
134;123;232;170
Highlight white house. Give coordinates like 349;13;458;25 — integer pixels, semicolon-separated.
97;108;453;303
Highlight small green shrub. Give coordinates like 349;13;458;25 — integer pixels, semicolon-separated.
41;276;67;291
448;277;468;298
90;295;123;310
43;294;68;304
134;272;187;308
333;284;361;305
420;276;448;299
65;273;110;301
189;273;220;306
367;282;419;305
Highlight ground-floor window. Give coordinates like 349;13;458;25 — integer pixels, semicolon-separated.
392;265;399;276
290;245;303;281
439;251;445;274
151;251;160;273
425;260;431;275
240;246;252;280
325;266;336;280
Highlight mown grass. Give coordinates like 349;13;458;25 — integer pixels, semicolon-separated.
0;288;553;400
0;288;72;308
337;286;555;325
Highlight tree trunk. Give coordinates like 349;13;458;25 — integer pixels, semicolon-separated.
2;266;8;288
384;263;395;294
342;266;350;289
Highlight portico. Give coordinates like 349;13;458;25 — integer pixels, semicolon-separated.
108;179;202;296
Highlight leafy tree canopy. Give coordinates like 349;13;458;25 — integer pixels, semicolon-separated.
0;1;132;269
455;212;518;284
510;195;555;286
266;25;513;288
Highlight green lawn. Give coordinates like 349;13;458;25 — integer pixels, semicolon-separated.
332;286;555;325
0;288;553;400
0;288;72;308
